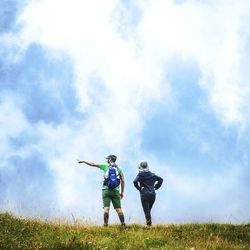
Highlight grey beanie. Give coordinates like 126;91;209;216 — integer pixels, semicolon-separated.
138;161;149;172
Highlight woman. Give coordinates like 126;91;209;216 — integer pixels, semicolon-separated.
133;161;163;226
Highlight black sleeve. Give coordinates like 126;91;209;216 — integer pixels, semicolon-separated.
154;175;163;190
133;175;141;191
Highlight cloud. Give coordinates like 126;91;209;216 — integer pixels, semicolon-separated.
0;0;250;223
0;95;29;159
136;0;250;128
10;0;250;128
0;0;24;34
0;95;54;216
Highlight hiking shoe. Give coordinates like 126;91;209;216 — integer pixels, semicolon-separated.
103;223;108;227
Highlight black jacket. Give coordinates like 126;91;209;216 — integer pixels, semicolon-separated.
133;171;163;196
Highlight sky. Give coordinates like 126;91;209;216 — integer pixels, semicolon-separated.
0;0;250;224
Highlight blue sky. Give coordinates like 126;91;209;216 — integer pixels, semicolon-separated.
0;0;250;224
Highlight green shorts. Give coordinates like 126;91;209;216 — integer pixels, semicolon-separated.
102;189;121;209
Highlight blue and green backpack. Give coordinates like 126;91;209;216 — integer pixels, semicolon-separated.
105;164;120;189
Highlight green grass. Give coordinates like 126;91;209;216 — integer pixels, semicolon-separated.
0;213;249;249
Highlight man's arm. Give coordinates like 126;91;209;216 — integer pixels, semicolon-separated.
77;160;100;168
120;173;125;199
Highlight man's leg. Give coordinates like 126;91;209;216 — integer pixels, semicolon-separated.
112;190;125;226
103;207;110;227
102;190;111;226
115;208;125;226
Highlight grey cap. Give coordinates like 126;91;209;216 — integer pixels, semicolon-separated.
138;161;149;172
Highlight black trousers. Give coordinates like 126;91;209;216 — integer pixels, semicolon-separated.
140;193;156;225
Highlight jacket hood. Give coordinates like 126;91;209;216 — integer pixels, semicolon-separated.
138;171;155;178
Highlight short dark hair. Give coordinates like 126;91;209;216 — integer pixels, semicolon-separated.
106;155;117;162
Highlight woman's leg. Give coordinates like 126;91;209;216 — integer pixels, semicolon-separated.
141;195;151;226
148;194;156;226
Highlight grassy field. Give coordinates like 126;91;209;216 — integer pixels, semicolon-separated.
0;213;249;250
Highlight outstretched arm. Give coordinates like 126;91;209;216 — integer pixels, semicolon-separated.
77;160;100;168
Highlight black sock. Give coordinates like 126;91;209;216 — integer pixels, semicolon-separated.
104;212;109;226
118;212;125;225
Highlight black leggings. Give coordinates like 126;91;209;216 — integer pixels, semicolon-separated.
140;193;156;225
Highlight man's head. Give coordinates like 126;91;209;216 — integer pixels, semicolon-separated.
138;161;149;172
105;154;117;163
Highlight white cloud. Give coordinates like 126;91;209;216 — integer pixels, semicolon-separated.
10;0;169;167
5;0;250;120
13;0;250;133
136;0;250;128
0;95;30;165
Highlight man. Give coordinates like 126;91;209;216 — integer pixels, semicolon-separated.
133;161;163;226
77;155;125;227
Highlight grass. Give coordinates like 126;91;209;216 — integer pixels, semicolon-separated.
0;213;250;249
